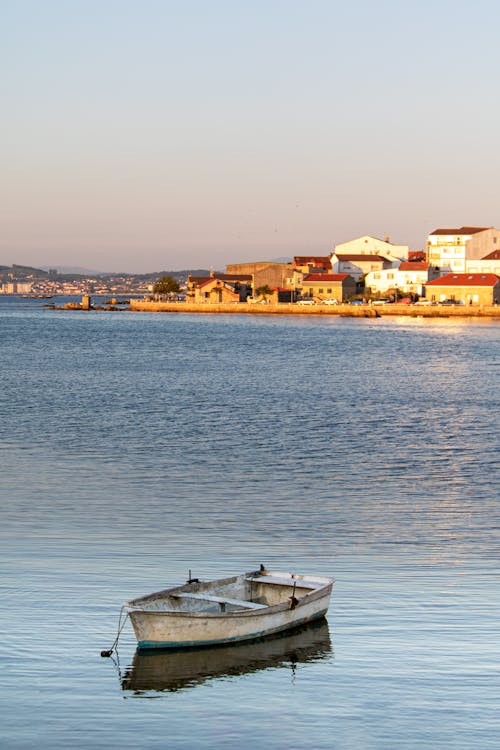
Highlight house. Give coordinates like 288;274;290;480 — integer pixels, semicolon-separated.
465;248;500;276
292;256;332;274
408;250;426;262
300;273;356;302
463;227;500;261
426;227;490;273
425;273;500;305
187;274;252;303
225;261;293;290
333;235;409;262
331;254;394;283
365;262;438;297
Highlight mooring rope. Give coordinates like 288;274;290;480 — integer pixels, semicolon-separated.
101;606;129;657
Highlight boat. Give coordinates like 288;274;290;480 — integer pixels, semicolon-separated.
121;618;332;692
125;566;334;650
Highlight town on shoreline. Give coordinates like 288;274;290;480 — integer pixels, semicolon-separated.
2;226;500;311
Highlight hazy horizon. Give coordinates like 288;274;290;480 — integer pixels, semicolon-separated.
3;1;500;273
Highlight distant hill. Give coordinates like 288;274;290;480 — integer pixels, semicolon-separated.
0;264;48;277
2;265;213;279
40;265;102;275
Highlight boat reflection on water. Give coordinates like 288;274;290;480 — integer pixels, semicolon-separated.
121;618;332;694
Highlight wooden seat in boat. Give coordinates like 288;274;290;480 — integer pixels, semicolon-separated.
171;592;267;610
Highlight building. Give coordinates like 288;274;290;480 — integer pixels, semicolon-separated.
225;261;293;290
0;281;33;294
464;227;500;261
365;262;438;297
465;248;500;276
426;227;490;273
292;256;332;274
425;273;500;305
300;273;356;302
186;274;252;303
331;254;394;283
333;236;409;262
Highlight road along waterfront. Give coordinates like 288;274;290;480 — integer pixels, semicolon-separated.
130;299;500;318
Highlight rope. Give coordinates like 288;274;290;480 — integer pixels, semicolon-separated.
101;606;129;657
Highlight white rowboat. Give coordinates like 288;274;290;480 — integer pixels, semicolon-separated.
126;566;334;650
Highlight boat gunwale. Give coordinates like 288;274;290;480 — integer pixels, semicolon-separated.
126;570;334;619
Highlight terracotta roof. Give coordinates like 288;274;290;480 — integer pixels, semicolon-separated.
335;254;387;262
303;273;350;282
429;226;489;236
408;250;426;261
189;274;252;286
198;278;218;288
293;255;330;266
426;273;500;287
482;249;500;260
399;262;429;271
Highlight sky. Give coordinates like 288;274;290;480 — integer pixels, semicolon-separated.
2;0;500;273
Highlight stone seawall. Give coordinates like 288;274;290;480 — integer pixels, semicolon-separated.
130;300;500;318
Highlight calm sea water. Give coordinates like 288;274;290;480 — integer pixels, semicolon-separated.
1;297;499;749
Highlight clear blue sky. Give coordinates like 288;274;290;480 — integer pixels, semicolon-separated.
2;0;500;272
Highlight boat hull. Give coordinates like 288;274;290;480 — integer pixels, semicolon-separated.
126;570;334;650
130;598;330;650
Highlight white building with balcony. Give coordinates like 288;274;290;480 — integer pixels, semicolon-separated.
426;226;491;273
365;262;438;297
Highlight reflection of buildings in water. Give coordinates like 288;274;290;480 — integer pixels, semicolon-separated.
121;618;332;694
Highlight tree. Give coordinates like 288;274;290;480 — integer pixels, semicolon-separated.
255;284;273;301
153;275;180;296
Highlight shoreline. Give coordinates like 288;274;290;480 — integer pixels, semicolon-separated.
129;300;500;319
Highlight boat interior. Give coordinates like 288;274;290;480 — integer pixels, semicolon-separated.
127;570;328;614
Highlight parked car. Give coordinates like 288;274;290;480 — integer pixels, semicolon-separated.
372;299;390;305
322;298;339;305
348;299;364;305
440;299;464;306
297;298;316;305
414;299;435;306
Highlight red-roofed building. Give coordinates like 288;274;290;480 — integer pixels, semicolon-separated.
333;235;409;262
483;249;500;260
425;273;500;305
331;253;394;282
293;256;332;274
365;261;438;297
187;273;252;303
300;273;356;302
426;226;497;273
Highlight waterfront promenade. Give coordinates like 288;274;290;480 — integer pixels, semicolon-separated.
130;300;500;318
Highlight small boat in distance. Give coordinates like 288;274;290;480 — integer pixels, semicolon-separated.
126;566;334;650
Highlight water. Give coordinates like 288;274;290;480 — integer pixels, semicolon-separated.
1;297;499;749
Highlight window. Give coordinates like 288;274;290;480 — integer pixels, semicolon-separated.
374;273;380;279
327;288;332;294
319;288;324;294
387;273;394;279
